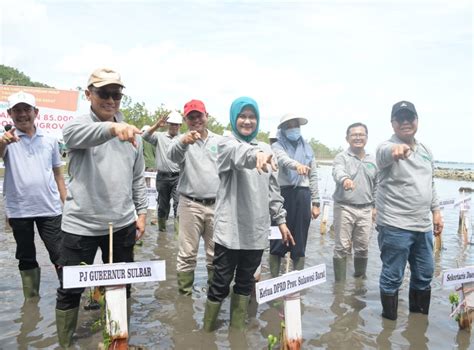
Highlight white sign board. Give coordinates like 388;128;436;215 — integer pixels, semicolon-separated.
255;264;326;304
63;260;166;289
268;226;282;240
439;198;456;210
144;171;158;210
442;266;474;287
454;196;472;208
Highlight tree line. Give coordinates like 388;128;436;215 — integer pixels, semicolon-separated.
1;64;342;158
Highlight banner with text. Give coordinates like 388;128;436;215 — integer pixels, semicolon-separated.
442;266;474;287
255;264;326;304
0;84;89;139
63;260;166;289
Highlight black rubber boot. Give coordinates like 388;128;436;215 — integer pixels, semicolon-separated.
381;290;398;320
409;288;431;314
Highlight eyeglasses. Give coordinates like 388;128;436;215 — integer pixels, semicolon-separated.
349;133;367;139
90;88;123;101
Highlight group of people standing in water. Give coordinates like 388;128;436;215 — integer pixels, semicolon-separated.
1;67;442;347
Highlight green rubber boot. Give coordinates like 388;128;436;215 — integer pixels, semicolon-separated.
207;267;214;286
333;257;347;282
56;307;79;348
269;254;281;278
353;257;368;278
230;293;250;330
158;217;167;232
203;299;222;332
177;271;194;296
293;257;305;271
20;267;41;299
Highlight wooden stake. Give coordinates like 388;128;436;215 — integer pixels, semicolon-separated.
319;203;329;235
105;222;129;349
434;213;442;254
109;222;113;264
282;253;302;350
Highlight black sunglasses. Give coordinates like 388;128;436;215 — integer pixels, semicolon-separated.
391;113;417;123
91;88;123;101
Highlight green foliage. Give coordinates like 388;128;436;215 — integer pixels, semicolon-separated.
308;137;342;159
0;65;51;88
121;96;341;158
449;292;459;305
267;334;278;349
1;64;339;157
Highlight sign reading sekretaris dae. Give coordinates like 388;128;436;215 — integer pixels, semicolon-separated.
442;266;474;287
63;260;166;289
255;264;326;304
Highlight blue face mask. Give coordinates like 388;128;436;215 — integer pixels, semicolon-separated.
285;128;301;141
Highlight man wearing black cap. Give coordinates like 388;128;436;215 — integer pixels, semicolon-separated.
375;100;443;321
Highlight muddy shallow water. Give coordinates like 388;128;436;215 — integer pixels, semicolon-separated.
0;166;473;349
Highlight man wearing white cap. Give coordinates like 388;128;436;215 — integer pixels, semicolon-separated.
1;91;66;301
55;68;148;347
142;111;182;233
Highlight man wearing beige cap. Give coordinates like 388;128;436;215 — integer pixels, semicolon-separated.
55;68;148;347
1;91;66;301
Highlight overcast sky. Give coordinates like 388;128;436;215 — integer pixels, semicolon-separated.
1;0;472;162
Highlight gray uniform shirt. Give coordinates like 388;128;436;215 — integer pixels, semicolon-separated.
62;110;148;236
167;130;220;198
375;134;439;232
271;143;319;203
332;149;377;205
142;130;180;173
213;136;287;250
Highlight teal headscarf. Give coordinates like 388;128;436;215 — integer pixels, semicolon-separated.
229;96;260;143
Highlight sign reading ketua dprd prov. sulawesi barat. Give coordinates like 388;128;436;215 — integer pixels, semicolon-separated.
442;266;474;287
63;261;166;289
256;264;326;304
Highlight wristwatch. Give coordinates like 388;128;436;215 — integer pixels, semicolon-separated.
312;202;320;208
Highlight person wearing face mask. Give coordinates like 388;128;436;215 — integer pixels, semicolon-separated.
203;97;294;332
269;114;320;276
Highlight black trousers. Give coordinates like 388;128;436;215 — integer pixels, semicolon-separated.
207;243;263;303
156;172;179;219
56;223;136;310
9;215;62;270
270;186;311;259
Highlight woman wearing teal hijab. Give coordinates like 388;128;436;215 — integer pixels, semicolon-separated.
203;97;294;332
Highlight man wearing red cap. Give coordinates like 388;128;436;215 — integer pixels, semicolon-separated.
167;99;221;295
